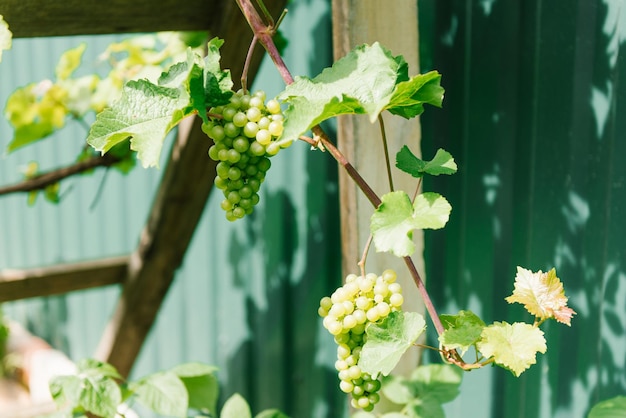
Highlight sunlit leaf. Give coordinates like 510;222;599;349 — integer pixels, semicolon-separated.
130;371;188;417
439;310;485;356
371;191;452;257
505;267;576;326
56;43;86;80
0;15;11;63
476;321;546;377
221;393;252;418
87;79;192;168
278;43;442;143
359;311;426;376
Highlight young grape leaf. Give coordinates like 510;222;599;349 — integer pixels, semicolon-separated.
370;191;452;257
88;38;232;168
255;409;290;418
409;364;463;405
588;396;626;418
381;375;413;405
78;375;122;418
203;37;234;108
87;79;192;168
476;321;547;377
55;43;86;80
386;70;444;119
505;267;576;326
359;311;426;376
170;363;219;415
130;371;189;417
396;146;457;178
221;393;252;418
0;14;11;63
50;375;83;407
438;310;486;356
277;42;443;143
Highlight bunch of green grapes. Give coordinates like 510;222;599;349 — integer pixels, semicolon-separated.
203;89;289;221
318;269;405;411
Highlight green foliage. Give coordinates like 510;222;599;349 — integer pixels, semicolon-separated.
359;311;426;377
48;360;221;418
88;38;233;168
351;364;462;418
396;147;457;178
588;396;626;418
439;310;485;356
277;42;443;143
0;14;11;62
370;191;452;257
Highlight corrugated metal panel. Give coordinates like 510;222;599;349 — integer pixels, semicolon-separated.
419;1;626;417
1;1;346;417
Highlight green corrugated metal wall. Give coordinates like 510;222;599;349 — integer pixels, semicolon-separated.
419;0;626;417
0;1;347;417
4;1;625;417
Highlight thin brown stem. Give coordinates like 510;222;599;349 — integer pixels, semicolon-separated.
237;0;448;337
378;114;394;192
357;235;374;277
241;35;259;93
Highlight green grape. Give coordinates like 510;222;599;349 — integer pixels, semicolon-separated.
318;269;404;410
205;89;286;221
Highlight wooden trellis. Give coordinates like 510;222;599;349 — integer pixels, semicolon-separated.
0;0;288;378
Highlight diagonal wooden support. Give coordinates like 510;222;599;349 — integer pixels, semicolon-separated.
93;0;288;378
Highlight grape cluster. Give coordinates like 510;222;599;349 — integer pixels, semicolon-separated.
203;89;288;221
318;269;404;411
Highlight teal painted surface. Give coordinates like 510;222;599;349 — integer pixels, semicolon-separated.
420;1;626;417
0;1;346;417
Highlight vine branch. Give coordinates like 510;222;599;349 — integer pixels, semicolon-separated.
236;0;447;337
0;154;121;197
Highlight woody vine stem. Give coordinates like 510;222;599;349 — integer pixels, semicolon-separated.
236;0;448;339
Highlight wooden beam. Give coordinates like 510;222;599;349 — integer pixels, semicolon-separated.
94;0;288;378
2;0;220;38
0;256;128;303
331;0;424;373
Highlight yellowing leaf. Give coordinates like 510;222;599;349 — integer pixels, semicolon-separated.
0;15;11;63
477;321;546;377
56;43;86;80
505;267;576;326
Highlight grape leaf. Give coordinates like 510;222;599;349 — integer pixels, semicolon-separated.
409;364;463;404
78;375;122;418
438;310;486;355
476;321;547;377
277;42;443;143
87;79;192;168
221;393;252;418
505;267;576;326
386;70;444;118
396;146;457;178
56;43;86;80
203;37;234;108
130;371;188;417
88;38;232;168
588;396;626;418
370;191;452;257
170;363;219;414
359;311;426;376
255;409;290;418
77;358;122;380
0;15;11;63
